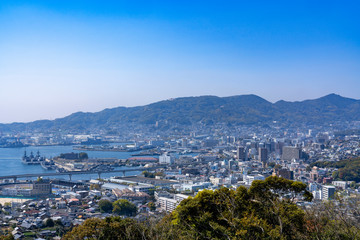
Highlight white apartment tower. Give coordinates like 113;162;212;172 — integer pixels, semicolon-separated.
159;153;174;164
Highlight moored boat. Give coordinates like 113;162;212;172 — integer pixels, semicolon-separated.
22;150;45;165
41;159;56;170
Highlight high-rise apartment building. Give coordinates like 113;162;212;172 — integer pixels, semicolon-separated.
322;185;335;200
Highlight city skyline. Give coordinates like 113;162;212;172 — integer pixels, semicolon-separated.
1;1;360;123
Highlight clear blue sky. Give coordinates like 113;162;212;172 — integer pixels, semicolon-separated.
1;1;359;123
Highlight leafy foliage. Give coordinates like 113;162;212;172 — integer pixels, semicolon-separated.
172;176;311;240
142;171;156;178
148;201;156;211
63;217;146;240
98;199;113;213
112;199;137;216
45;218;55;227
305;196;360;240
143;171;165;178
312;157;360;182
0;235;14;240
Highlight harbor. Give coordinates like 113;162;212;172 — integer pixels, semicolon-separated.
0;145;147;181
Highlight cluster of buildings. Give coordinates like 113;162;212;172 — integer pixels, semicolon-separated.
1;121;360;237
1;180;52;198
0;186;123;239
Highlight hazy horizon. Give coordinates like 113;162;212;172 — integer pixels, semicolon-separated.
1;1;360;123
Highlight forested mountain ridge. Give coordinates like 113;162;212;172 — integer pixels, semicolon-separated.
1;94;359;132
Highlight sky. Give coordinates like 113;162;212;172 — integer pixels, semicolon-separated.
0;1;360;123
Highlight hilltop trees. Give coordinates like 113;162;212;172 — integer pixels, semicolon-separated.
312;157;360;182
172;176;312;239
63;217;145;240
305;196;360;240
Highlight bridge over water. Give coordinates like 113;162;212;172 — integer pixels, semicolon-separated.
0;166;165;182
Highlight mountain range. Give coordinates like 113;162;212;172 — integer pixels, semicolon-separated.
1;93;360;133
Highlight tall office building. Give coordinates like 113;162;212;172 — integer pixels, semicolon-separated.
282;146;301;161
237;146;246;161
181;138;188;147
258;148;268;167
274;168;294;180
277;142;285;154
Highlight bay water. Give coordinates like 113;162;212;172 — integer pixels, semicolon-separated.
0;145;145;181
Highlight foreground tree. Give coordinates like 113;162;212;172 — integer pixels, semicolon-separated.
172;176;312;240
0;235;14;240
63;217;146;240
305;195;360;240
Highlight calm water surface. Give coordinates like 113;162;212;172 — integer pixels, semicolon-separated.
0;145;145;180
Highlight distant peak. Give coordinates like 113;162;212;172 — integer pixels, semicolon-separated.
275;100;287;104
318;93;355;102
322;93;341;98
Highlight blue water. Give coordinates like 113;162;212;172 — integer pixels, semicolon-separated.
0;145;145;180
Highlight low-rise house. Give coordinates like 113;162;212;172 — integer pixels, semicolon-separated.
56;201;67;209
112;188;150;201
39;230;57;238
139;205;150;213
20;220;36;230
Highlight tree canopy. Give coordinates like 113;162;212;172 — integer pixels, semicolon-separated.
98;199;113;213
112;199;137;216
312;157;360;182
172;176;312;240
63;217;145;240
